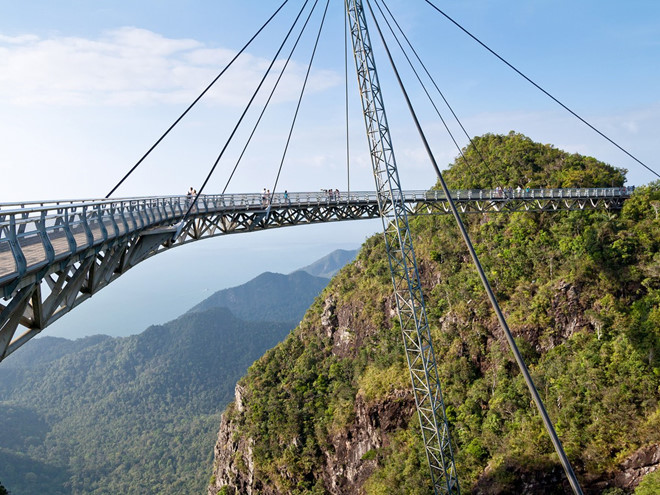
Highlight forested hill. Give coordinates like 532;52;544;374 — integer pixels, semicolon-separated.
297;249;358;279
0;308;294;494
208;132;660;494
0;250;353;495
187;270;330;322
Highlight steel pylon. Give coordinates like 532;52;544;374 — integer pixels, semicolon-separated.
344;0;460;492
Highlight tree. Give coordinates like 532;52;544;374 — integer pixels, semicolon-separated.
0;480;9;495
635;470;660;495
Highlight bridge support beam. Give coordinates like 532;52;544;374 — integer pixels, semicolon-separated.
346;1;460;492
0;284;36;360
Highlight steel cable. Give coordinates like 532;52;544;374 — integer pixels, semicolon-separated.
221;0;323;194
269;0;332;204
105;0;291;198
372;0;480;185
377;0;493;186
422;0;659;180
181;0;313;224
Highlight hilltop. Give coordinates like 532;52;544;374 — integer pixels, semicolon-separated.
188;271;331;322
297;248;358;279
208;132;660;494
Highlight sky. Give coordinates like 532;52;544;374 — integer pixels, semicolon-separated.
1;0;658;339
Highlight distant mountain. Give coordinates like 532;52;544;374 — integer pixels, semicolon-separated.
0;335;112;370
296;248;358;278
0;307;294;495
0;248;358;495
187;270;330;322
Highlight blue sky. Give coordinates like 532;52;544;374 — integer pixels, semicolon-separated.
1;0;658;338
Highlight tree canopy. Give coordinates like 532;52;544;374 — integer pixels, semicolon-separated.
442;131;626;190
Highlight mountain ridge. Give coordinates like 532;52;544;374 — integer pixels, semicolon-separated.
187;270;329;322
0;248;358;495
294;248;358;279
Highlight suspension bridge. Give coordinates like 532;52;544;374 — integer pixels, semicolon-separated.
2;0;656;493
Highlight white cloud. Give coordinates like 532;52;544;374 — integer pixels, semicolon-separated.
0;27;339;107
0;33;39;44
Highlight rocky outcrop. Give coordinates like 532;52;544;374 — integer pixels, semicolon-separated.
208;385;415;495
323;390;415;493
207;387;256;495
472;444;660;495
473;461;570;495
207;278;414;495
583;443;660;494
614;444;660;491
323;292;397;360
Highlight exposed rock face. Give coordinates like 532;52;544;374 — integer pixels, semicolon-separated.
208;386;415;495
471;444;660;494
323;390;415;493
207;388;256;495
473;462;570;495
544;280;588;351
614;444;660;490
207;287;414;495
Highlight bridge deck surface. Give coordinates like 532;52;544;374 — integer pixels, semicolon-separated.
0;188;630;288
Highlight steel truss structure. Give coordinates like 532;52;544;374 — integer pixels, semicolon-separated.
0;187;627;362
416;188;628;215
346;0;459;491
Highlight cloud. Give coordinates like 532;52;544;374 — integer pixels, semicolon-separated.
0;33;40;44
0;27;339;107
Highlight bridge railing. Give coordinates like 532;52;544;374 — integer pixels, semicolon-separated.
0;196;193;286
0;187;632;287
0;186;631;212
418;187;632;201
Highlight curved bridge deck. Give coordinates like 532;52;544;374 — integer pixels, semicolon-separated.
0;187;629;361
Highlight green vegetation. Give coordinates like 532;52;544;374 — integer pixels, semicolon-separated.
0;480;8;495
362;426;434;495
0;307;297;495
220;133;660;493
443;131;626;189
635;470;660;494
188;270;331;321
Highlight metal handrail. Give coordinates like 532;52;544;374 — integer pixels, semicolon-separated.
0;187;633;214
0;187;634;235
0;187;632;287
